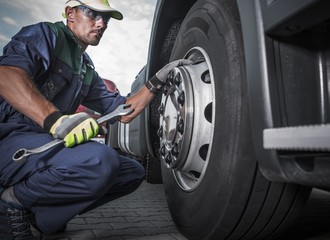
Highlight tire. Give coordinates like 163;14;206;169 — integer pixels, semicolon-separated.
145;156;163;184
158;0;311;239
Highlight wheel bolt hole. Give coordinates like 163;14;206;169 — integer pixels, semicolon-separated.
202;70;211;84
189;171;201;179
205;103;213;123
199;144;209;161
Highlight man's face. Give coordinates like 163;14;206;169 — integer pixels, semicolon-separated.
67;6;110;48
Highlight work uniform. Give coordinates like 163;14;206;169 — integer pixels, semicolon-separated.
0;21;145;234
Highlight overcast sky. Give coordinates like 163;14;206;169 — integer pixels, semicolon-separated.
0;0;156;95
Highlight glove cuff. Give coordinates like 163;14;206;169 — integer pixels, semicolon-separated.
145;75;164;95
44;111;63;133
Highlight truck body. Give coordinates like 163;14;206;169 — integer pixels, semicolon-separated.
109;0;330;239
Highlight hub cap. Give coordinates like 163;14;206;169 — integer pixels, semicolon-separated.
159;47;215;191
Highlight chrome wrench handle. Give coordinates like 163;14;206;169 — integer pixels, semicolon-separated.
13;139;64;162
97;104;133;123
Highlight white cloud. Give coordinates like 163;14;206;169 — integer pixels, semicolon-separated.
2;17;18;26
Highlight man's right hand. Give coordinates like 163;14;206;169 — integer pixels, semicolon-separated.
44;112;99;147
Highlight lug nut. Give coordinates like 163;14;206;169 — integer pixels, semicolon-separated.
178;92;185;105
174;73;181;86
167;70;175;84
158;126;163;138
165;153;172;164
158;104;164;115
177;119;184;134
171;143;179;157
160;145;166;156
163;87;169;96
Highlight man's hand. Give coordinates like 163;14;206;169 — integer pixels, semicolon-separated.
145;59;192;94
44;112;99;147
156;59;192;82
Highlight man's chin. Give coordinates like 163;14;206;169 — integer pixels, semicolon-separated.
89;42;100;46
89;39;101;46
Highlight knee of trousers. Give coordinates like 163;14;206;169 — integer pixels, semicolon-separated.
133;161;146;181
70;144;122;198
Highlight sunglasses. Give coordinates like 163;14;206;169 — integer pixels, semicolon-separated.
78;6;111;25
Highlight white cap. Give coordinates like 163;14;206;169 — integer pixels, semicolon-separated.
65;0;123;20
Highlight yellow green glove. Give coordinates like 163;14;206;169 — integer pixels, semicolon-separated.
44;111;99;147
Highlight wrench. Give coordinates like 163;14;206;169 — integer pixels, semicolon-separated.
12;104;133;163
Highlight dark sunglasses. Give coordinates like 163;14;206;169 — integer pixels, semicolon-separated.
78;6;111;25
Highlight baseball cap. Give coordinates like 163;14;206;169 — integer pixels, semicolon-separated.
65;0;123;20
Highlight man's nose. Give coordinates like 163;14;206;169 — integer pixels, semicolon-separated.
95;18;107;28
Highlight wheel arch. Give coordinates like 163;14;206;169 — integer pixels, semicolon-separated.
146;0;198;80
236;0;289;182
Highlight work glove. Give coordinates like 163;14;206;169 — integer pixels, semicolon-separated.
44;111;99;147
145;59;192;94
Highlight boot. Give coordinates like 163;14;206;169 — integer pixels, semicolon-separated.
0;199;36;240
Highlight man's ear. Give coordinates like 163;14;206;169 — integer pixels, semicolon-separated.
65;6;75;22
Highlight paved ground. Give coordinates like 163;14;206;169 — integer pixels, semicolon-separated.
34;181;187;240
32;181;330;240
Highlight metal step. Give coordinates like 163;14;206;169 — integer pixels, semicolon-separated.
263;124;330;151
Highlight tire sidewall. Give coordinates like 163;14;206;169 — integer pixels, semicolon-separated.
161;0;257;238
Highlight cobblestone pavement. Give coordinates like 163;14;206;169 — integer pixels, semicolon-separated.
34;181;188;240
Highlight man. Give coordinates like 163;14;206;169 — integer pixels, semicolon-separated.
0;0;190;239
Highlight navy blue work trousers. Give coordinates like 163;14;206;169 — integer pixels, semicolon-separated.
0;123;145;234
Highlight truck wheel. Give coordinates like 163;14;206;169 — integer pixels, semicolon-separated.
158;0;311;239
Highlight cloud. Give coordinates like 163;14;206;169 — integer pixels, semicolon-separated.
2;17;18;26
4;0;64;22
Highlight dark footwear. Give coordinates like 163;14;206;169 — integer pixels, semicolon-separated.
0;200;36;240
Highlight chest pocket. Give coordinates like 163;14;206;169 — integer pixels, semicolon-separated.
40;57;73;101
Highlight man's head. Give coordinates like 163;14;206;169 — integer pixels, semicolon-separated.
64;0;123;49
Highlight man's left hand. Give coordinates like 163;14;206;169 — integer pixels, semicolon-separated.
145;59;192;94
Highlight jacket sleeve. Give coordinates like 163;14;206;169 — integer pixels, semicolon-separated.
0;22;56;78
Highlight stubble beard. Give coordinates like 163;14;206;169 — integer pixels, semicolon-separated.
85;35;102;46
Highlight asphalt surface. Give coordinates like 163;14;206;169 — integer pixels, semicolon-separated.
32;182;330;240
33;181;187;240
